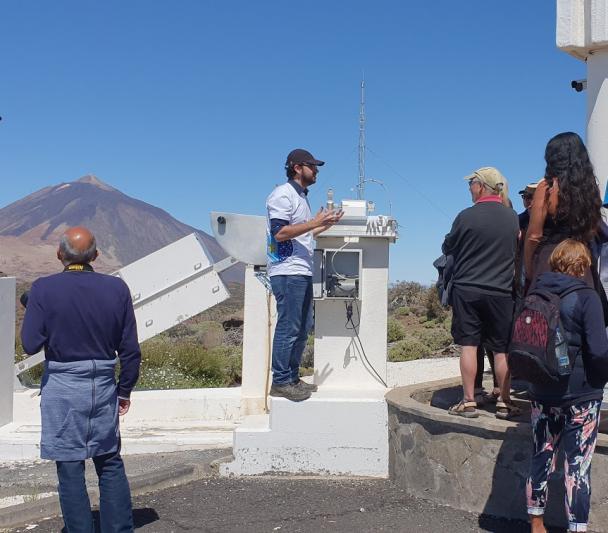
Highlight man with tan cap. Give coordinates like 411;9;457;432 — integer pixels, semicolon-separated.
442;167;519;419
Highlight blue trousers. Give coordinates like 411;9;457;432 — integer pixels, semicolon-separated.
270;275;313;385
56;451;133;533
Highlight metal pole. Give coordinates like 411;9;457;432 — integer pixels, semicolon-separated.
358;78;366;200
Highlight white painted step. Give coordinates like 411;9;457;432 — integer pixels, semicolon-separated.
0;420;236;462
222;388;388;477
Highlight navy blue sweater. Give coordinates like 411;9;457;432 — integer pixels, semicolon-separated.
529;272;608;406
21;269;141;399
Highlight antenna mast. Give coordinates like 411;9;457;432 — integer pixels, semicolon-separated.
357;78;365;200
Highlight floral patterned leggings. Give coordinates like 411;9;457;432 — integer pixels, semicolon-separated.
527;399;601;532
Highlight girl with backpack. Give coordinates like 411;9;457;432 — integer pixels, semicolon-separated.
525;240;608;533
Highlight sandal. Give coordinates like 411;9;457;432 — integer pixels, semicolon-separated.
495;400;522;420
448;400;479;418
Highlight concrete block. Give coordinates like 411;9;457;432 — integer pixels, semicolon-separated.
222;390;388;477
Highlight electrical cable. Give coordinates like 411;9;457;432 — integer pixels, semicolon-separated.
366;146;452;220
344;298;387;387
330;241;354;281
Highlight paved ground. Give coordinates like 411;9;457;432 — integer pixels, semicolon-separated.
0;449;228;505
6;476;587;533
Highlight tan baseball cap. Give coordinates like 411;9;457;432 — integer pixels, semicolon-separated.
464;167;506;192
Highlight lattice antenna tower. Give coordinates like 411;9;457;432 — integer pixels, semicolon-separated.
357;78;366;200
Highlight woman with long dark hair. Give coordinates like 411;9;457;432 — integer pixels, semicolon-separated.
524;132;603;294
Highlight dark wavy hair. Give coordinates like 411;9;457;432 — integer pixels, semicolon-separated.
544;132;601;241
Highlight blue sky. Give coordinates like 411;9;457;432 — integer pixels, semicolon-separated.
0;1;586;283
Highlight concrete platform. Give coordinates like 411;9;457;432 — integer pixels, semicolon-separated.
0;388;241;462
386;356;461;387
221;388;388;477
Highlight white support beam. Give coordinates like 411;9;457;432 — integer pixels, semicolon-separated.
114;233;231;343
0;278;16;426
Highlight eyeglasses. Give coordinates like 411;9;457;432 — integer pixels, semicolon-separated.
300;162;317;169
520;194;533;200
468;178;480;187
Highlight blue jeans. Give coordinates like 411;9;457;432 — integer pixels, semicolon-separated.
270;275;313;385
56;451;133;533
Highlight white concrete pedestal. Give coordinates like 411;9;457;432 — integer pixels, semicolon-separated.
221;388;388;477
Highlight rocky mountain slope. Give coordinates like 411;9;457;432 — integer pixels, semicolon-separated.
0;175;241;282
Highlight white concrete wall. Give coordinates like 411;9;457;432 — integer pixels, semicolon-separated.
314;237;389;389
557;0;608;198
0;278;16;427
556;0;587;55
240;266;275;415
587;49;608;199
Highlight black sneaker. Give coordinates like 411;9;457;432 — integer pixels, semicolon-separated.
269;383;311;402
294;379;318;392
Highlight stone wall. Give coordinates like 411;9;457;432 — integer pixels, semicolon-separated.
387;379;608;531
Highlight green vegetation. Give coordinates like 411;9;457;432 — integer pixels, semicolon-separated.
388;337;428;362
386;281;454;363
387;318;406;343
137;341;241;389
393;306;411;318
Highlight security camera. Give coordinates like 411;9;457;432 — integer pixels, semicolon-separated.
571;79;587;92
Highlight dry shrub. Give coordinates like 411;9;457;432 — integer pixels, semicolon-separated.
388;337;429;362
387;318;406;343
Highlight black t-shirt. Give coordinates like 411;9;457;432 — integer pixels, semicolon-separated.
442;201;519;296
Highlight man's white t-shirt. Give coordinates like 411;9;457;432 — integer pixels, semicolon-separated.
266;181;313;277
